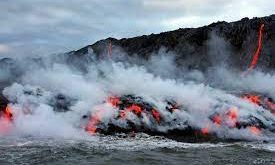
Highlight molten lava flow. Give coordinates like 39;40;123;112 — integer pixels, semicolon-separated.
4;105;13;121
245;24;265;74
83;94;272;139
108;41;112;58
151;109;161;122
201;127;209;135
118;104;143;119
228;107;238;120
107;96;145;119
126;105;142;116
249;126;261;136
226;107;238;127
212;115;222;127
86;109;106;134
107;96;120;107
0;105;13;134
242;94;261;106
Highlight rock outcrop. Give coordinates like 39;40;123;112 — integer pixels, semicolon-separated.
69;15;275;71
1;15;275;141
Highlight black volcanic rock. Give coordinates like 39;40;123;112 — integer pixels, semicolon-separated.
1;15;274;111
0;15;275;107
0;93;8;112
68;15;275;71
1;15;275;74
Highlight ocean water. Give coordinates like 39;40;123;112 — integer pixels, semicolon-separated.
0;134;274;165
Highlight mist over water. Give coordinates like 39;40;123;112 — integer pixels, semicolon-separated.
0;33;275;165
0;36;274;141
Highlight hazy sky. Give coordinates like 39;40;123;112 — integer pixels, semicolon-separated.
0;0;274;58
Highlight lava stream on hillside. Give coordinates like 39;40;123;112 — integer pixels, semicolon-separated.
0;23;275;142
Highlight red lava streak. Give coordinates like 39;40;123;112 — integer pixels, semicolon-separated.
85;94;270;136
246;24;265;73
249;126;261;135
0;105;13;134
108;42;112;58
213;115;222;126
107;96;120;107
228;107;238;120
86;95;166;134
126;105;142;116
86;109;106;134
226;107;238;127
242;94;261;106
4;106;13;121
152;109;161;122
201;128;209;135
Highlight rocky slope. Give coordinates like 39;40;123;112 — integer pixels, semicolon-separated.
1;14;275;114
69;14;275;71
1;15;275;141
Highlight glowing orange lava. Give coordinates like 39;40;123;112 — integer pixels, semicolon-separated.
0;105;13;134
242;95;261;106
4;105;13;121
226;107;239;128
227;107;238;120
127;105;142;115
119;104;143;119
244;24;265;74
249;126;261;136
85;109;106;134
152;109;161;122
107;96;120;107
212;115;222;126
201;128;209;135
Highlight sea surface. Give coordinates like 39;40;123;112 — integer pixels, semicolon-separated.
0;134;274;165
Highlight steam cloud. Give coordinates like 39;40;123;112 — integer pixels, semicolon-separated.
0;34;275;141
